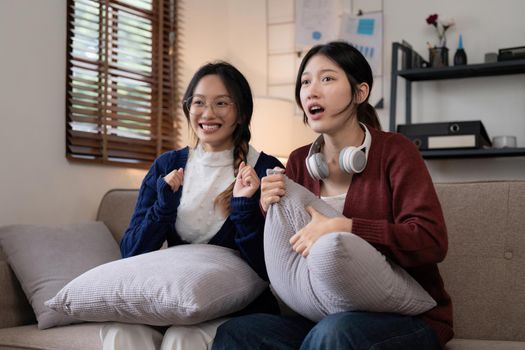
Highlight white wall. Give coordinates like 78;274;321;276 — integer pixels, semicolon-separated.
180;0;525;182
177;0;269;147
226;0;267;95
1;0;524;226
0;1;146;226
259;0;525;181
177;0;229;146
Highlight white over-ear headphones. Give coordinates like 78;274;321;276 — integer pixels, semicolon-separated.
306;123;372;180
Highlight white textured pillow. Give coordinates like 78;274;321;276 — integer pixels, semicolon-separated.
0;222;121;329
46;244;267;326
264;177;437;322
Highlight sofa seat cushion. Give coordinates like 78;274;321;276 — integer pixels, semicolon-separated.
0;323;103;350
445;338;525;350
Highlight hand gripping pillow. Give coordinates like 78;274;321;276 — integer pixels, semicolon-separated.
264;177;437;322
46;244;267;326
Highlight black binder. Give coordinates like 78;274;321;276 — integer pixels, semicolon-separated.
397;121;492;150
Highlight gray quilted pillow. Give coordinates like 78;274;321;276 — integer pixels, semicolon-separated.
0;222;121;329
264;177;437;322
46;244;267;326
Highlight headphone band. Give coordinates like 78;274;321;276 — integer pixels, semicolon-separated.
306;123;372;180
359;123;372;159
307;134;325;159
307;123;371;158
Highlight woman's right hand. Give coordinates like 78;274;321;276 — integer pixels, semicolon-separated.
260;167;286;213
163;168;184;192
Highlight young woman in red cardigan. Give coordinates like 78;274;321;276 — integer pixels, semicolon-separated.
212;41;453;349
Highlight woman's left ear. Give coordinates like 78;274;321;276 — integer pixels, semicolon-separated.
356;83;370;104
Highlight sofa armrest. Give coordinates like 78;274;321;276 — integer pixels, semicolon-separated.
96;189;139;244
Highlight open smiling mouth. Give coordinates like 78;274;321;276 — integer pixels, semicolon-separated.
199;123;221;131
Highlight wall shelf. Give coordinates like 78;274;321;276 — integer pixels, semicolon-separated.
389;42;525;159
398;58;525;81
420;147;525;159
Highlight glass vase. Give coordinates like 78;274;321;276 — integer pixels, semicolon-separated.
429;47;449;68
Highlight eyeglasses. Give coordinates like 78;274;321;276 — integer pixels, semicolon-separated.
183;95;235;117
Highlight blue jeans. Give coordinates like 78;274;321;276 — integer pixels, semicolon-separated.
212;311;441;350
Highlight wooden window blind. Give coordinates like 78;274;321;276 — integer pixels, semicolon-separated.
66;0;179;168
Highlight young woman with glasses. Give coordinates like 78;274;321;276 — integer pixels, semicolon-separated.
101;61;283;350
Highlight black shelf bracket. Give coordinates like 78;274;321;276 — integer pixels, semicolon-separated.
389;42;415;132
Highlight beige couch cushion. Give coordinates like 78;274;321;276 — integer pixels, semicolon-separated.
0;323;103;350
446;338;525;350
436;181;525;342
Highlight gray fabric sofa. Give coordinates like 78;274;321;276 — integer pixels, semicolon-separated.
1;181;524;350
